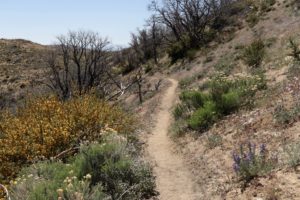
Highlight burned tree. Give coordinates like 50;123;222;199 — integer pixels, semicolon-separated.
46;30;117;99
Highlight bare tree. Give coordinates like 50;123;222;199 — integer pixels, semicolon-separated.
47;30;116;99
149;0;233;48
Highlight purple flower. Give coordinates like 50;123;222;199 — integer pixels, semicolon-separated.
232;152;241;164
233;163;240;173
260;144;266;155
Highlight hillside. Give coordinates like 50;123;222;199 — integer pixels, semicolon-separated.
0;39;48;108
2;0;300;199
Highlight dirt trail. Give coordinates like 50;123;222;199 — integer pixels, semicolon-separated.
147;78;200;200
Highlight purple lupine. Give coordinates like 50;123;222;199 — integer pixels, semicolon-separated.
232;151;241;164
260;144;266;155
233;163;240;173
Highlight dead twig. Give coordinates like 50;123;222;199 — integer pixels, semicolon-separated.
0;184;11;200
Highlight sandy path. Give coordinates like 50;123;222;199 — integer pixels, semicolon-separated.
147;78;200;200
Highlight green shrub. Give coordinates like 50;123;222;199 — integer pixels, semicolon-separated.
173;104;186;120
179;76;196;89
214;55;234;75
219;90;241;115
10;135;157;200
175;74;266;133
246;12;259;27
242;39;265;68
260;0;276;12
188;101;218;131
288;38;300;62
170;119;187;138
180;90;209;110
273;104;293;125
284;142;300;169
168;41;187;64
186;49;198;61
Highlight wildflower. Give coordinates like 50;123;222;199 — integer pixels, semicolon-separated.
232;152;241;164
85;173;92;180
233;163;240;173
260;144;266;155
57;188;64;197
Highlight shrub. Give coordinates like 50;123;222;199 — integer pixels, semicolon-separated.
242;39;265;68
186;49;198;61
10;135;157;200
273;104;293;125
219;90;241;115
179;76;196;89
173;104;186;120
260;0;276;12
288;38;300;62
0;95;135;181
246;12;259;27
206;134;223;149
214;55;234;75
232;142;276;183
144;65;152;74
168;41;187;64
175;74;266;133
284;142;300;169
188;101;218;131
179;90;209;111
170;119;187;138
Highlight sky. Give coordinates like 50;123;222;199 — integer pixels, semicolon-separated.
0;0;153;46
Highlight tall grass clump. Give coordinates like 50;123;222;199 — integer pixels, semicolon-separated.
0;95;135;181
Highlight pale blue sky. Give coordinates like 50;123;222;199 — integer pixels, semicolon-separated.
0;0;153;46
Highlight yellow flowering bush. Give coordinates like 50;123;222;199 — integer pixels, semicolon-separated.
0;95;135;181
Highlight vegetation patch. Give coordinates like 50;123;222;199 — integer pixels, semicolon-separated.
9;135;157;200
232;142;277;185
173;74;266;134
0;95;135;181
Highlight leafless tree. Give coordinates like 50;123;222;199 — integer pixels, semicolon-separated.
46;30;120;99
149;0;234;48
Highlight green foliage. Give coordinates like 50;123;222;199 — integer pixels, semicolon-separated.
246;12;259;27
10;135;157;200
173;104;186;120
260;0;276;12
242;39;265;68
179;76;196;89
284;142;300;169
168;41;187;64
188;101;218;131
288;38;300;61
219;90;241;115
173;74;266;134
186;49;198;61
179;90;209;110
273;104;293;125
214;55;234;75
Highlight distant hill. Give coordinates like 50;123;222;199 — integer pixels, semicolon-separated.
0;39;49;108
